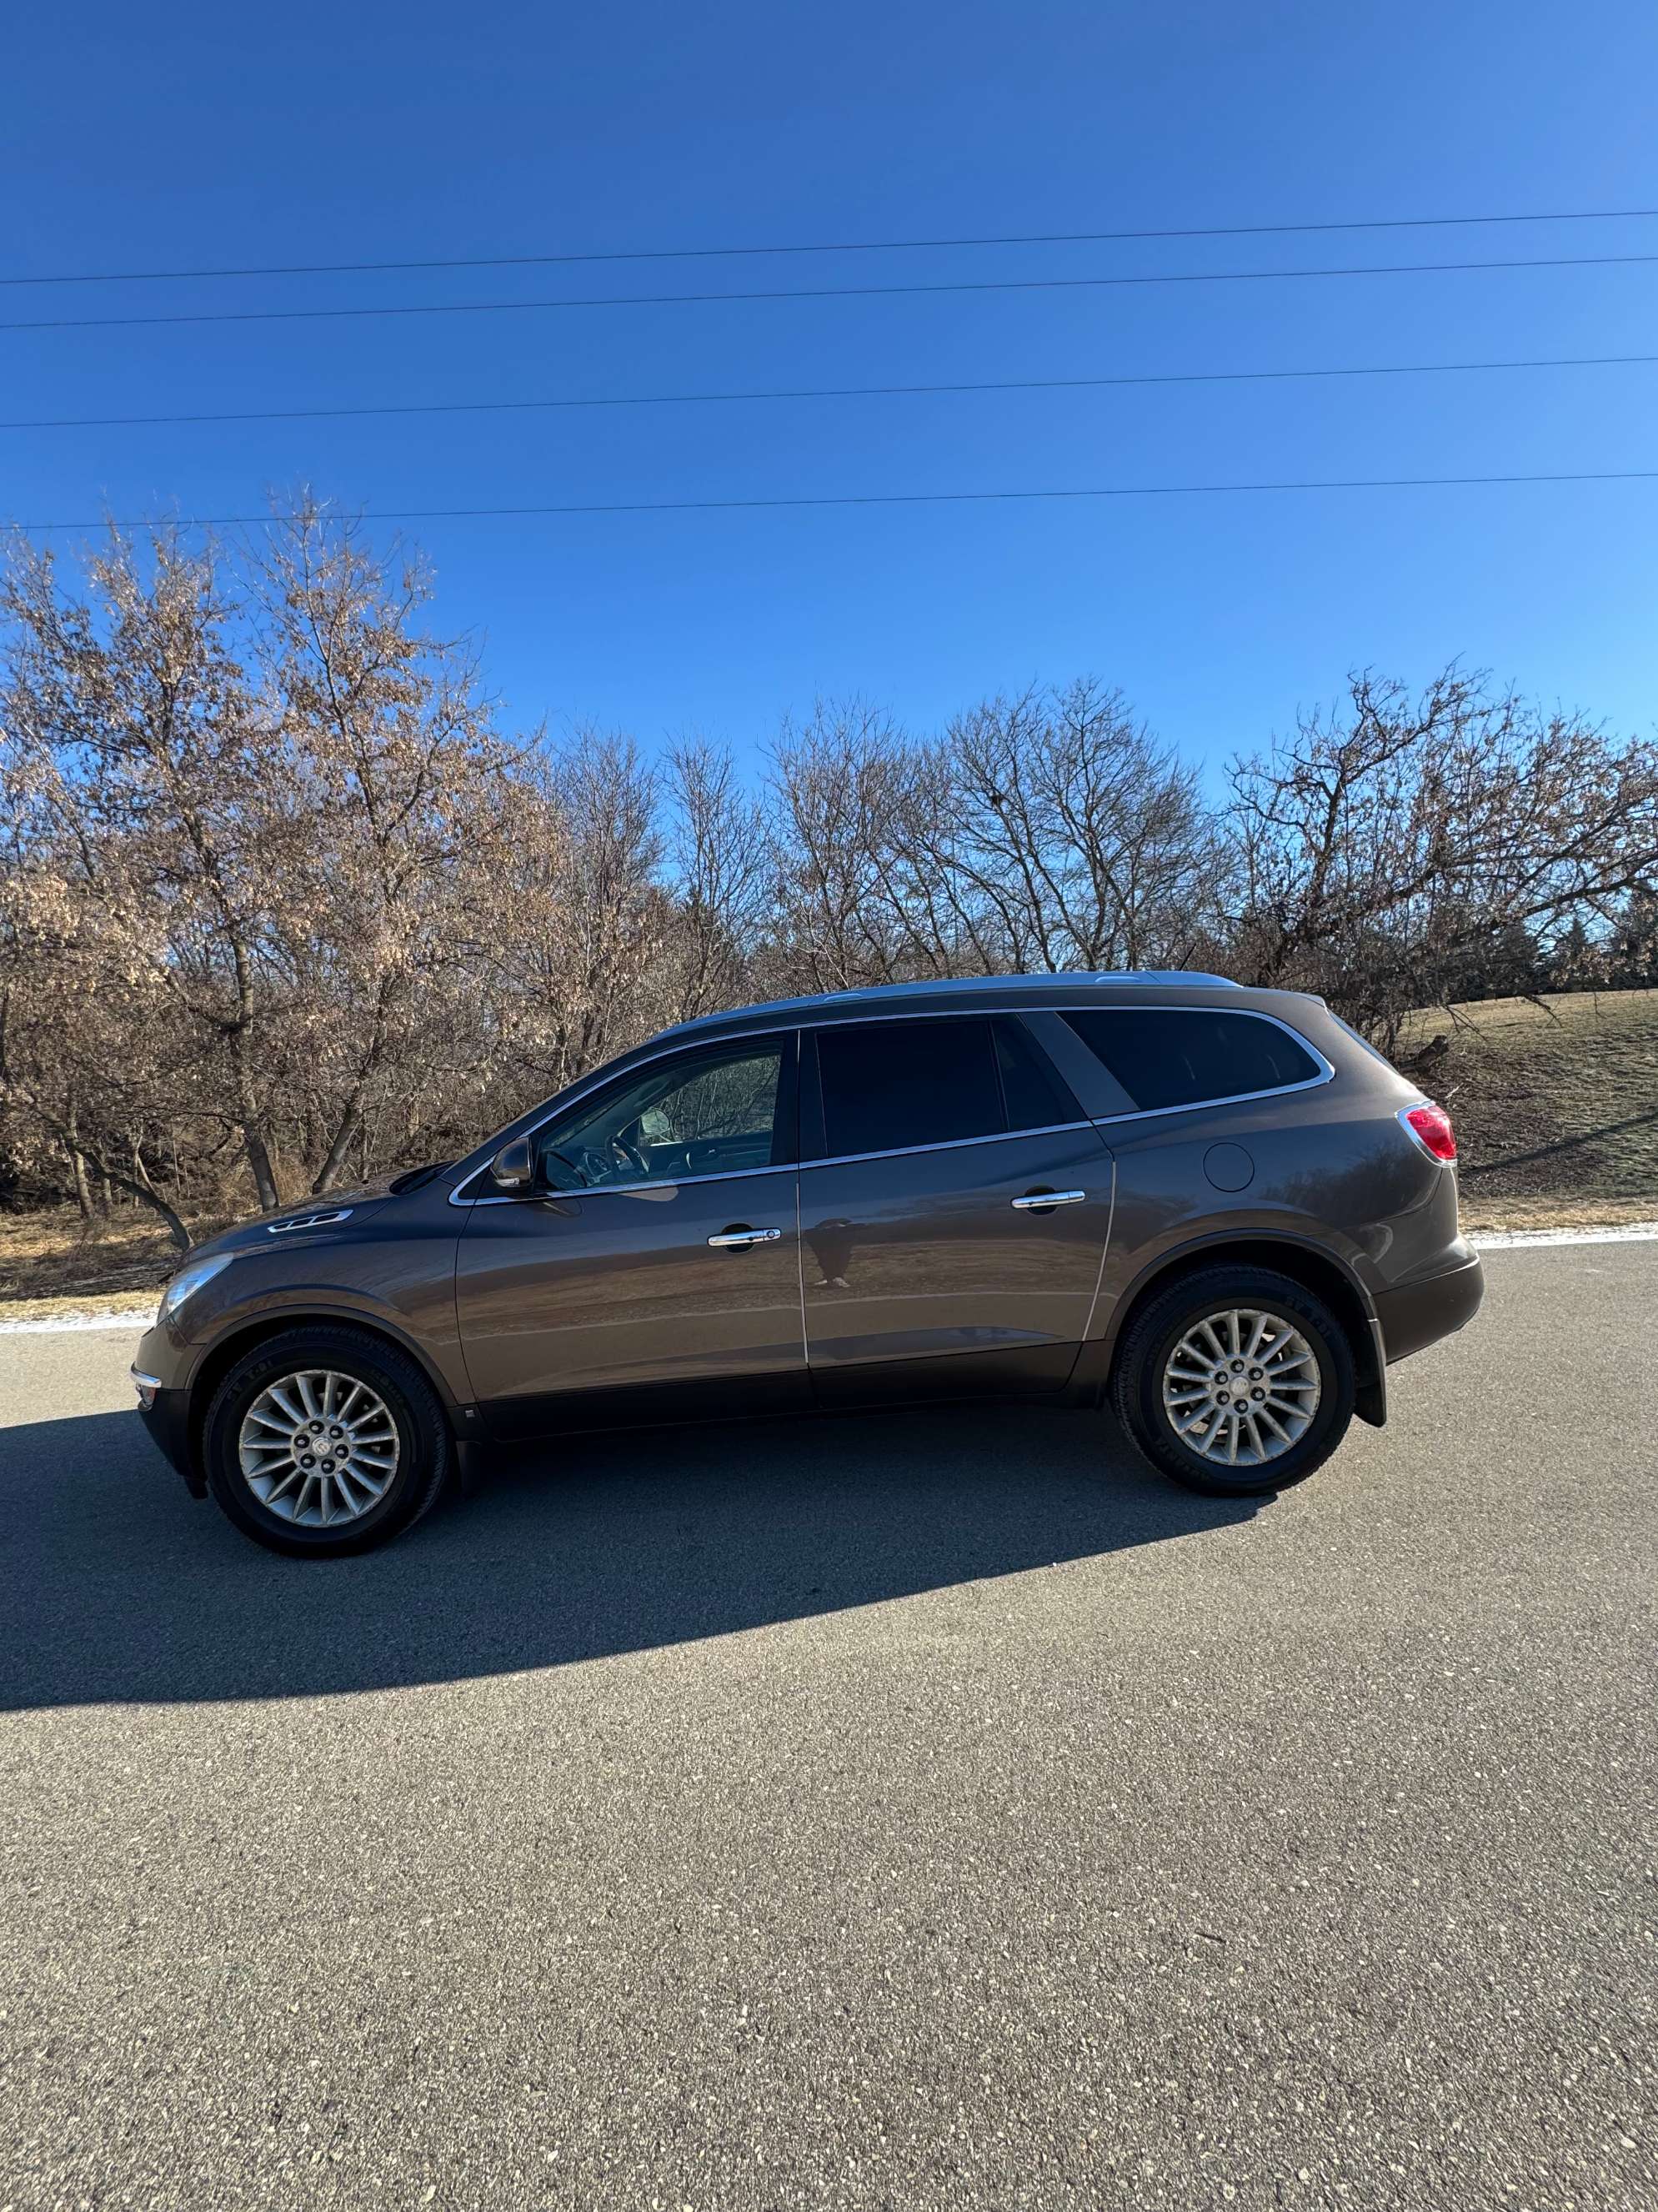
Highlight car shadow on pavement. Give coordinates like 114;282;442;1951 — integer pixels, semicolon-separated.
3;1401;1260;1709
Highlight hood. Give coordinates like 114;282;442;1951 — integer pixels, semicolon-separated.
183;1177;403;1262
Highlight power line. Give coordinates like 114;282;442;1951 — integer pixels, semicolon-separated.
4;351;1653;434
13;469;1657;533
3;205;1655;288
3;252;1654;336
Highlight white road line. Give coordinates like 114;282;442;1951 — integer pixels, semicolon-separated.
2;1220;1655;1337
1468;1222;1658;1250
0;1309;158;1336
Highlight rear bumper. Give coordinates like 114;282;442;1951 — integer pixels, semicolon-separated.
136;1384;205;1497
1373;1253;1485;1366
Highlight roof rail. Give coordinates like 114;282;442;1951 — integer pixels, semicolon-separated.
655;969;1241;1038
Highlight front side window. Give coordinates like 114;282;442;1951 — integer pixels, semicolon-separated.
1062;1008;1323;1113
536;1041;786;1191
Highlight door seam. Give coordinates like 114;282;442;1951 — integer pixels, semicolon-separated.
1078;1151;1119;1344
795;1171;809;1366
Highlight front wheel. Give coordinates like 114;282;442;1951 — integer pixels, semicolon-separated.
1112;1264;1355;1497
202;1326;453;1557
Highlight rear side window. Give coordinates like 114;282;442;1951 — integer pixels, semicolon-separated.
1062;1008;1323;1113
816;1018;1004;1156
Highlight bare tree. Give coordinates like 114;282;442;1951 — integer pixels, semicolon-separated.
763;700;919;991
475;729;674;1100
1227;668;1658;1046
929;680;1224;973
662;738;770;1021
758;683;1224;987
252;498;522;1191
1;525;292;1216
8;505;1655;1244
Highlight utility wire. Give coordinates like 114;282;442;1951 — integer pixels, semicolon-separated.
4;351;1653;434
13;470;1657;533
3;205;1655;288
3;253;1654;336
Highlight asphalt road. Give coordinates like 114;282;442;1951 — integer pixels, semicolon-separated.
3;1246;1655;2212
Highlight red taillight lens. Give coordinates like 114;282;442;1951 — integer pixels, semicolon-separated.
1400;1101;1457;1163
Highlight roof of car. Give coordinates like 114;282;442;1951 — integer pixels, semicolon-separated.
652;970;1244;1043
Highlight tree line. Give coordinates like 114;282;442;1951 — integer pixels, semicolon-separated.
3;502;1655;1246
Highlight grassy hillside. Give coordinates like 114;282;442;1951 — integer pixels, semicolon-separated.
1397;988;1658;1226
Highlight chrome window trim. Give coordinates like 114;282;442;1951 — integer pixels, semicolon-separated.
799;1120;1097;1172
458;1159;799;1209
455;1122;1102;1207
1089;1069;1332;1126
446;1001;1335;1206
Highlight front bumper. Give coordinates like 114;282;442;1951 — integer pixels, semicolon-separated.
134;1377;205;1497
1373;1252;1485;1367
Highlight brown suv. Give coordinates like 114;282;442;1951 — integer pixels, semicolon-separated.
133;973;1484;1557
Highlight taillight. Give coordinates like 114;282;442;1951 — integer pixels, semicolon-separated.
1399;1101;1457;1163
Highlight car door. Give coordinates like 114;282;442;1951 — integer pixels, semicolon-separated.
455;1032;807;1438
799;1013;1115;1403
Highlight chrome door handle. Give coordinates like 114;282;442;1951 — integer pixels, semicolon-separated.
707;1226;783;1248
1010;1190;1086;1211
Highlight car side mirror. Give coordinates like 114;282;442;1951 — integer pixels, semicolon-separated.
488;1136;535;1191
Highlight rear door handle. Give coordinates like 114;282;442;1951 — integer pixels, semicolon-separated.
708;1226;783;1248
1010;1189;1086;1211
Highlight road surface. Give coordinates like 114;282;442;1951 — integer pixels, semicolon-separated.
3;1244;1654;2210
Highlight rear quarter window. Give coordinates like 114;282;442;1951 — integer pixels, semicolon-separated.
1062;1008;1324;1113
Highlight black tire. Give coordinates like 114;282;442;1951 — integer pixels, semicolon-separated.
1111;1264;1355;1497
202;1326;453;1557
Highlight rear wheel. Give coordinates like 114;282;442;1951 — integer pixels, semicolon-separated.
202;1326;452;1557
1112;1264;1355;1497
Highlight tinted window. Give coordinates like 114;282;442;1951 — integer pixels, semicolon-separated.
994;1017;1080;1131
817;1018;1003;1156
1062;1009;1321;1112
538;1041;784;1189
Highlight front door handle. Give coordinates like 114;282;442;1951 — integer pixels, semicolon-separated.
708;1225;783;1249
1010;1189;1086;1211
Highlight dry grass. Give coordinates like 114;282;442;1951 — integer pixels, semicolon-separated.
1454;1192;1658;1233
1397;988;1658;1208
0;1290;162;1324
0;1209;182;1296
0;1208;226;1322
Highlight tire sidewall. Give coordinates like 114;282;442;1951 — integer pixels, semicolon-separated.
203;1332;446;1557
1122;1270;1355;1495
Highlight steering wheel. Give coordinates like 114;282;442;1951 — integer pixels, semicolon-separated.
538;1146;588;1192
610;1135;649;1180
549;1137;650;1187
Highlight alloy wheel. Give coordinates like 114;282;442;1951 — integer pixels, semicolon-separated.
238;1368;401;1527
1160;1307;1321;1468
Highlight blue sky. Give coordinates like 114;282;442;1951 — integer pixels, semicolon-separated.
6;1;1657;777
